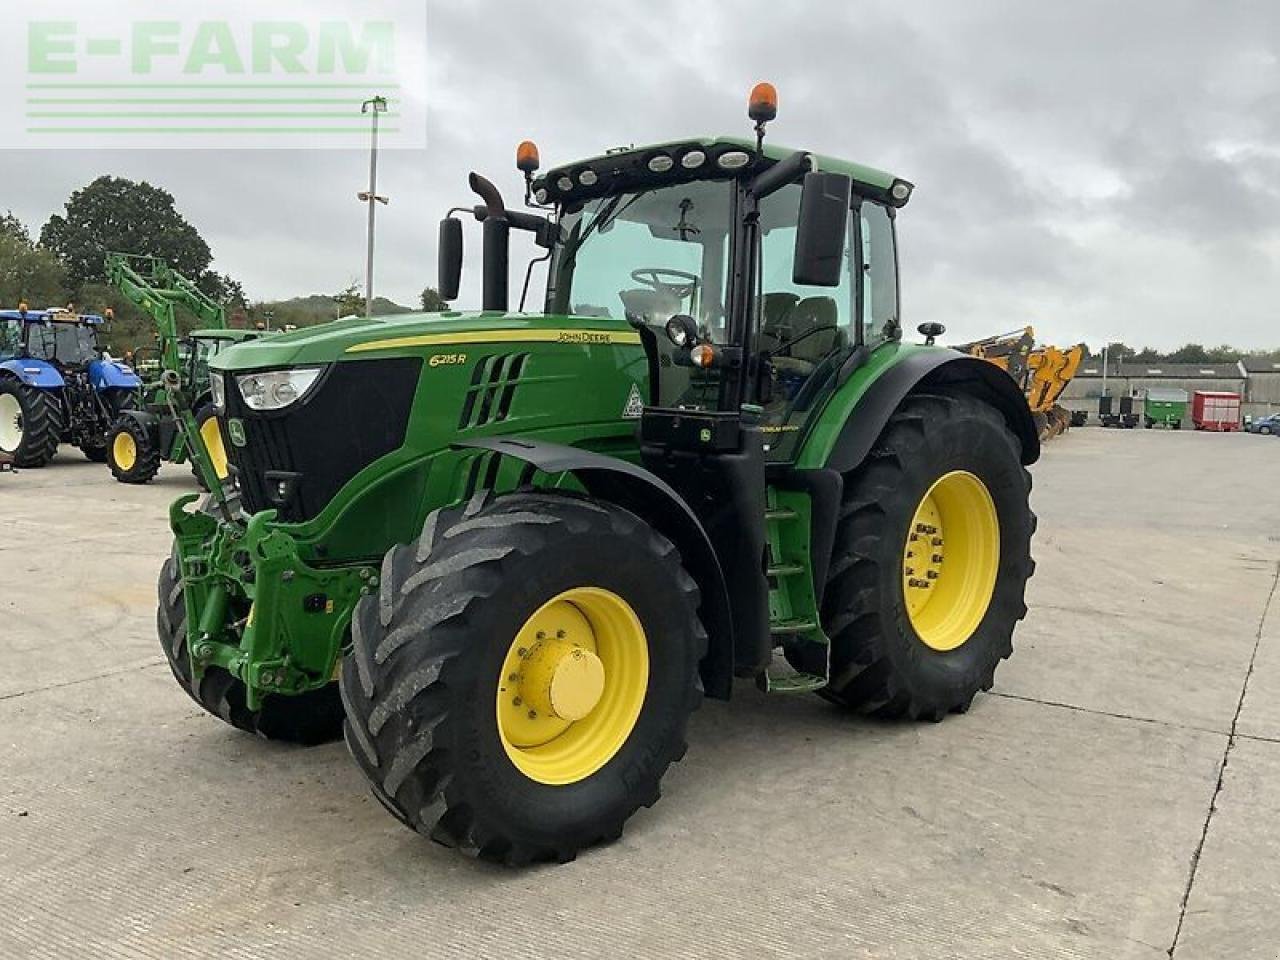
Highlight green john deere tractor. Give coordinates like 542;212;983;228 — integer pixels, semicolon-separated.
103;253;262;486
161;85;1038;864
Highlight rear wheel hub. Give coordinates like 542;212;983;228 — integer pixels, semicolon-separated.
0;393;22;452
902;470;1000;652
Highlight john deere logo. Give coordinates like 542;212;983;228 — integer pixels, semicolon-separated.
226;418;247;447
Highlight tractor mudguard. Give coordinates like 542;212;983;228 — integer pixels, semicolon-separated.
824;351;1040;473
88;357;142;390
453;436;736;700
115;407;161;444
0;357;64;388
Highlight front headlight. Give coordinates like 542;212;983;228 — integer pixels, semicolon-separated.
235;367;323;412
209;371;225;411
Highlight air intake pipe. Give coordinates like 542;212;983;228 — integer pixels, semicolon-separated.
469;173;509;312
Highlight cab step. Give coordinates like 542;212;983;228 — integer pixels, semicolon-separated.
759;659;828;694
766;563;805;578
770;618;819;635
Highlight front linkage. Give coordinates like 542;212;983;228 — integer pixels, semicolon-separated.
165;371;374;712
169;497;373;711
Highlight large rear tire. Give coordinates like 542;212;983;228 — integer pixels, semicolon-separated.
340;491;706;864
820;392;1035;720
0;379;62;468
106;415;161;484
156;492;343;744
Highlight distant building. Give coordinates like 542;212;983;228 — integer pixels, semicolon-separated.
1241;357;1280;407
1062;358;1277;424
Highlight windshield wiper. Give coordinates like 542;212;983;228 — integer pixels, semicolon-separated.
561;190;650;270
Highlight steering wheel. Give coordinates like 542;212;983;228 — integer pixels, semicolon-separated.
630;268;699;301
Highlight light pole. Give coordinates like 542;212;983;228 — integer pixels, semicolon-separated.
358;95;389;318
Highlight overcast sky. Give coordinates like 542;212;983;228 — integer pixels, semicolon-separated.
2;0;1277;350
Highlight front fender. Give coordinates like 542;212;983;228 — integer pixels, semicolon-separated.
0;357;64;388
116;408;161;445
453;436;736;700
89;358;142;390
818;348;1040;474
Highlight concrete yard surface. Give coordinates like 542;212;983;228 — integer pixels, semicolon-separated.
1;430;1277;959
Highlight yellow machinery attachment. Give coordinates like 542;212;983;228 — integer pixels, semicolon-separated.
954;328;1086;441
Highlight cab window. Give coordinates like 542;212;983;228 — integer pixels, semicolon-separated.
754;182;857;459
860;201;899;344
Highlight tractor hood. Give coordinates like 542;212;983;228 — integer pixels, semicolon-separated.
209;311;642;373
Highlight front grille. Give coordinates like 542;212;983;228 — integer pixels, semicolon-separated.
224;357;421;522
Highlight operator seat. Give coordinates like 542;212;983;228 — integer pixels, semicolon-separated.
756;292;799;355
769;296;844;376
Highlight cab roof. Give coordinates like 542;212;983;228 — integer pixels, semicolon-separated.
0;307;104;324
533;136;908;209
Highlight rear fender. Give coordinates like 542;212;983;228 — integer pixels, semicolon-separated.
116;408;161;446
0;357;64;388
822;351;1040;474
453;436;736;700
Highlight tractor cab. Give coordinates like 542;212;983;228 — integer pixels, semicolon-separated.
530;143;907;462
1;307;103;370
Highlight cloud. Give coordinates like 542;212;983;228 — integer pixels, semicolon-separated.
1;0;1277;349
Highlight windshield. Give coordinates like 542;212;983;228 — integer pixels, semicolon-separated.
548;180;733;337
0;318;20;360
26;321;99;366
190;336;231;385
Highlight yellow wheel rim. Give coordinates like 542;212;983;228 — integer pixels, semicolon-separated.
496;587;649;786
200;416;229;479
903;470;1000;652
112;431;137;471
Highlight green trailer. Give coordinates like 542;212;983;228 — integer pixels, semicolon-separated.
160;85;1039;864
1144;387;1187;429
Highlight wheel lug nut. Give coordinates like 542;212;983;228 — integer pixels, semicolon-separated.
513;697;522;706
528;710;537;720
926;570;938;580
556;629;566;639
932;537;943;546
932;554;943;563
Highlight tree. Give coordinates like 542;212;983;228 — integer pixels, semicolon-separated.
1165;343;1210;364
40;176;212;288
420;286;448;312
199;271;247;309
0;210;67;308
335;282;363;318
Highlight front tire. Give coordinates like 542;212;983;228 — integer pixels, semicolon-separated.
106;416;161;484
0;379;62;467
340;491;706;864
820;392;1035;720
156;493;344;744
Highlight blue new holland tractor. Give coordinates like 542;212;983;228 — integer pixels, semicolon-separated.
0;306;141;467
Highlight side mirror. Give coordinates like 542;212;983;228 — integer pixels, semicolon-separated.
793;171;851;287
438;217;463;301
